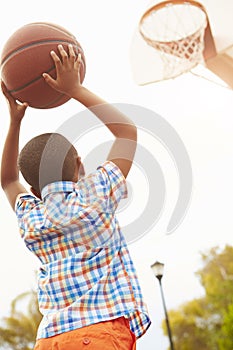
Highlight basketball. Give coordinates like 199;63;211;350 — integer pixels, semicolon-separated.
0;22;86;109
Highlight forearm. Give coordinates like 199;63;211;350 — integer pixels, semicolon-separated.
71;86;137;178
1;121;21;189
71;87;137;138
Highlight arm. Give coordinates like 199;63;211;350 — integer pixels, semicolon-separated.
72;87;137;179
43;44;137;178
0;81;28;209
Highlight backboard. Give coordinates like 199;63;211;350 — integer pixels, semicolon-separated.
130;0;233;87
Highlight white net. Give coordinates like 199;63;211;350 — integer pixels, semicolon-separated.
139;2;207;80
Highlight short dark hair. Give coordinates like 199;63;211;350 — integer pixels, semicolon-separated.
18;133;78;193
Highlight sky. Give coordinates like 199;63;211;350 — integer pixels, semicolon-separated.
0;1;233;349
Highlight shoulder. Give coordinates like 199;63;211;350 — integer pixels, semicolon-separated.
15;193;42;218
97;161;126;182
79;161;125;189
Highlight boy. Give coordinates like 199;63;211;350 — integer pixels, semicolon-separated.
1;44;151;349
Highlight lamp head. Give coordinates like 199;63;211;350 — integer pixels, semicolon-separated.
151;261;165;281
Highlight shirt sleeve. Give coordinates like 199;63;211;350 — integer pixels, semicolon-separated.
15;194;41;219
97;161;128;212
15;194;42;238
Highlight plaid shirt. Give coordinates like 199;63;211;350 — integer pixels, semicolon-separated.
15;161;151;339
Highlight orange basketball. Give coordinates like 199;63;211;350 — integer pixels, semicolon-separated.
0;22;86;109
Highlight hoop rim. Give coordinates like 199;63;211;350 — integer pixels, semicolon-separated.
138;0;217;60
139;0;207;42
139;0;208;25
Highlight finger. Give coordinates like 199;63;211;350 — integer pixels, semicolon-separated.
50;50;62;72
18;101;29;114
1;80;6;91
58;44;68;62
1;80;14;102
68;44;76;62
78;53;82;63
74;53;82;71
42;73;58;90
1;80;9;96
21;102;29;112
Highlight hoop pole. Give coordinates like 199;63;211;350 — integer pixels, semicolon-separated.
202;20;217;60
205;47;233;89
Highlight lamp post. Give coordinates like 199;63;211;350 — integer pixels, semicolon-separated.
151;261;175;350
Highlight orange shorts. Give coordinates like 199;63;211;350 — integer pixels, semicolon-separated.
34;317;136;350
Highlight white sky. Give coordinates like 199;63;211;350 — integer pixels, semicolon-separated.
0;1;233;349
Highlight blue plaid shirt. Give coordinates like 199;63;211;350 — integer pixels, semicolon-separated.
15;161;151;339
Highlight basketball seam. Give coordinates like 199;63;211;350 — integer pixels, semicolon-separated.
27;22;77;40
1;39;84;65
11;79;68;109
37;93;68;109
8;66;56;93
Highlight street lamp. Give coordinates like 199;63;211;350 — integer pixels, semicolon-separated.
151;261;175;350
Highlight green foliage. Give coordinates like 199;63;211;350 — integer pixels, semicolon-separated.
0;290;42;350
162;245;233;350
218;303;233;349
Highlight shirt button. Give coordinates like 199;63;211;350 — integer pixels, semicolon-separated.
83;337;91;345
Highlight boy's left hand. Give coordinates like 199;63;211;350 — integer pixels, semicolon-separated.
42;44;82;97
1;80;28;123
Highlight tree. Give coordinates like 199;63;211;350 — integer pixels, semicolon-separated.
161;245;233;350
218;303;233;349
0;290;42;350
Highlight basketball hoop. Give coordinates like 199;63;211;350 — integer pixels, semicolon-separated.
139;0;215;81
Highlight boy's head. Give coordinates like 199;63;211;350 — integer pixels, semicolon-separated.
18;133;84;197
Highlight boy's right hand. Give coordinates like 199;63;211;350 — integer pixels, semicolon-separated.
1;80;28;123
42;44;83;98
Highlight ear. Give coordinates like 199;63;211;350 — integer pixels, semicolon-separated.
30;187;42;199
73;156;85;182
77;156;85;179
